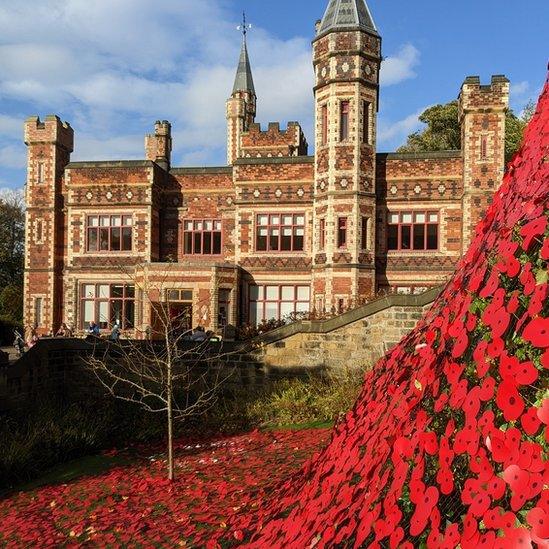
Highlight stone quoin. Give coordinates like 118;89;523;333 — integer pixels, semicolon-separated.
23;0;509;337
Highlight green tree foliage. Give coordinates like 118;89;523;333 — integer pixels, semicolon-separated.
397;100;534;164
397;101;461;153
0;189;25;323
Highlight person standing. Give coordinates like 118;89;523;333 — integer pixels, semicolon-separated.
110;321;121;342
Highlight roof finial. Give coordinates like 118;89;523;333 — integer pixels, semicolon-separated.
237;11;252;42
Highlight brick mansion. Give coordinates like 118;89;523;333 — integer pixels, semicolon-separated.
23;0;510;336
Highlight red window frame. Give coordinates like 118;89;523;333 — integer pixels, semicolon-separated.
321;104;328;146
182;219;222;256
255;214;305;252
249;284;310;324
387;211;439;251
80;283;135;330
337;217;348;249
363;101;370;144
340;101;350;141
86;215;133;253
319;218;326;250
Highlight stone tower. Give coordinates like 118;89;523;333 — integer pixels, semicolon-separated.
23;115;74;335
459;75;510;250
226;31;257;165
312;0;381;313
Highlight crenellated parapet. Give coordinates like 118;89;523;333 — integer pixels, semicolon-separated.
240;121;308;158
458;75;510;116
24;115;74;153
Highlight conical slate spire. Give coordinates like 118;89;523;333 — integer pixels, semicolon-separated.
232;39;255;95
318;0;378;36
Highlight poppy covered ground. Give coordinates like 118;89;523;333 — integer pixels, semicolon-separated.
0;428;331;547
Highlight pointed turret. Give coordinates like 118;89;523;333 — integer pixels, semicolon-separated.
232;39;255;95
226;13;257;165
317;0;378;36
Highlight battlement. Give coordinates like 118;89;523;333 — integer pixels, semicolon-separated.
459;75;510;114
240;121;308;158
24;115;74;152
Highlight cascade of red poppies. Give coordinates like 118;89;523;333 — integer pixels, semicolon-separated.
221;74;549;548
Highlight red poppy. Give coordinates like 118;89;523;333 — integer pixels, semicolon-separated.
520;215;548;251
479;270;500;299
499;353;519;380
527;507;549;540
483;507;503;529
522;317;549;348
469;490;492;517
521;407;542;436
451;331;469;359
389;527;404;548
506;290;520;314
436;467;454;495
519;262;536;295
496;380;525;421
496;240;521;277
479;376;495;401
486;337;504;359
486;432;510;463
497;527;533;549
514;360;539;385
528;283;548;316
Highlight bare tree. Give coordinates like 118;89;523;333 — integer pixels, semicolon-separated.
83;265;238;480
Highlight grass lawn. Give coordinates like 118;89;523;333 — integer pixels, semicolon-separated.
0;426;331;547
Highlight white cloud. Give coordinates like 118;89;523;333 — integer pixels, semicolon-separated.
0;144;27;169
510;81;529;97
72;134;144;162
377;107;429;145
380;44;420;86
0;114;23;139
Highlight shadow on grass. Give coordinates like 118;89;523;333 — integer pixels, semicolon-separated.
1;453;133;499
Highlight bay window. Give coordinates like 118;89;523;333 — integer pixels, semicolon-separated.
81;284;135;330
249;284;310;324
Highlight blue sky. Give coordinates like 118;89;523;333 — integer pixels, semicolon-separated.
0;0;547;191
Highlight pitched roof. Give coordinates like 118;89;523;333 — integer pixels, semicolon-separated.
318;0;378;36
232;39;255;95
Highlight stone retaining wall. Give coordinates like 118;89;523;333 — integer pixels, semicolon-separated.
253;287;441;373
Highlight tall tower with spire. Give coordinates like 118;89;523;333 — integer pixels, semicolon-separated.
312;0;381;312
226;13;257;165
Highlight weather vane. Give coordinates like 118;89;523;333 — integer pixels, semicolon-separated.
237;11;252;40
